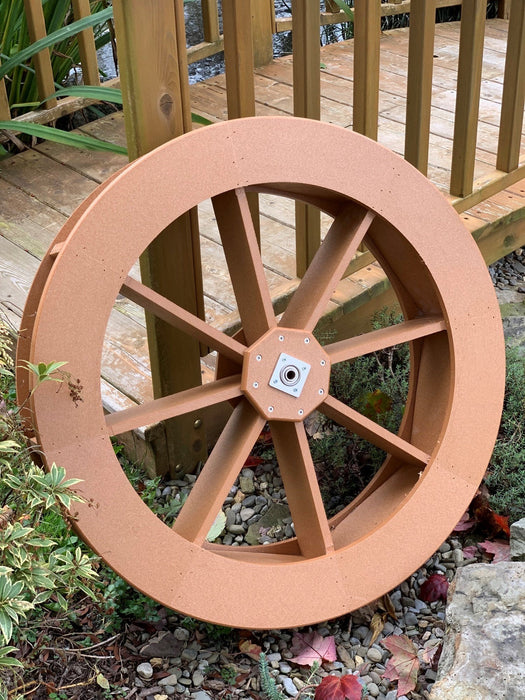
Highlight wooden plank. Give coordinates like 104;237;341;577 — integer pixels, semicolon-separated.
222;0;256;118
113;0;206;475
71;0;100;86
22;0;57;109
450;0;486;197
404;0;435;174
202;0;220;43
353;0;381;140
251;0;274;68
496;0;525;172
292;0;321;277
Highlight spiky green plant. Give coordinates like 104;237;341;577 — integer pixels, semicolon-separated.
0;0;112;115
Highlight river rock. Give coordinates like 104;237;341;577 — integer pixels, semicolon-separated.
245;503;291;545
139;631;184;658
510;518;525;561
429;562;525;700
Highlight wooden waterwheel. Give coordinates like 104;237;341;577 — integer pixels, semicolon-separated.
18;117;505;629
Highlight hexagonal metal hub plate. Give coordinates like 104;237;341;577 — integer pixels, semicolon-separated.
241;328;331;421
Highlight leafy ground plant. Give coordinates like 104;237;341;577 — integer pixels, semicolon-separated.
0;323;99;694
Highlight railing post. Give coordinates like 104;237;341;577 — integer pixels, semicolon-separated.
113;0;207;476
450;0;486;198
222;0;260;242
496;0;525;172
71;0;100;86
292;0;321;277
405;0;435;175
202;0;220;43
353;0;381;140
498;0;512;19
22;0;57;108
251;0;274;67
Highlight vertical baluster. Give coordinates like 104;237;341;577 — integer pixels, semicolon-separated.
222;0;260;242
405;0;435;175
252;0;274;67
450;0;486;198
222;0;256;119
22;0;57;108
353;0;380;140
71;0;100;86
292;0;321;277
113;0;206;475
496;0;525;172
202;0;220;43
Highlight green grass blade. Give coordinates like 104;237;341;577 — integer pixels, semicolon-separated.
43;86;124;104
329;0;354;22
191;112;213;126
0;6;113;81
0;121;127;154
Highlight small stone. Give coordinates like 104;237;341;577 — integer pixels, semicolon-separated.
386;691;398;700
240;507;256;522
192;670;204;686
281;675;299;696
510;518;525;561
439;542;451;553
163;686;175;696
181;648;199;661
279;662;292;674
366;647;383;663
239;476;255;493
174;627;190;641
193;693;213;700
404;612;418;627
227;523;246;535
136;662;154;680
337;644;353;667
159;674;179;686
367;682;380;697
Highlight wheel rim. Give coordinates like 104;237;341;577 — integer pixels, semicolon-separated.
26;117;504;629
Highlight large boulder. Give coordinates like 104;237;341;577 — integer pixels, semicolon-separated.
429;562;525;699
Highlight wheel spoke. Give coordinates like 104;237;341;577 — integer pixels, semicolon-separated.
280;204;375;332
320;395;430;467
270;421;334;558
325;316;446;365
212;188;276;344
121;276;245;363
173;399;265;546
105;375;242;436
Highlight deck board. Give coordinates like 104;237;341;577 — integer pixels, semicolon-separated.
1;18;525;444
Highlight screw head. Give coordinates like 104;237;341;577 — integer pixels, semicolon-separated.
318;389;324;395
298;409;304;416
256;354;262;361
304;337;310;344
253;382;259;389
268;406;274;413
279;335;285;341
193;419;202;429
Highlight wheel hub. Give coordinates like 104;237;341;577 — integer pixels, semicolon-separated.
241;328;331;421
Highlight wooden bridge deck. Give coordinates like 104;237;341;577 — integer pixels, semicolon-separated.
2;18;525;462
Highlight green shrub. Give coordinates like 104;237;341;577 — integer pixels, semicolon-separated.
485;347;525;523
0;322;99;685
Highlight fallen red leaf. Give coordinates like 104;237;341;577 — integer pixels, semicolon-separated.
239;639;262;660
462;545;478;559
381;634;419;696
419;573;449;603
470;494;510;539
290;631;337;666
243;455;265;467
315;674;362;700
478;539;510;563
452;511;475;532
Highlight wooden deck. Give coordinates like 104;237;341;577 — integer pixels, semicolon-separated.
2;19;525;466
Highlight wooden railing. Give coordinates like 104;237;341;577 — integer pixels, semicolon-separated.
2;0;522;243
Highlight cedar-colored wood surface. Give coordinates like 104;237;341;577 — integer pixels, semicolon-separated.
2;19;524;473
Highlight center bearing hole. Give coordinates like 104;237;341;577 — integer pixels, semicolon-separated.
280;365;300;386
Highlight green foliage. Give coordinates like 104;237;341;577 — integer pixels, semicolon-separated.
0;1;112;113
0;119;128;153
259;652;286;700
485;347;525;523
101;574;159;632
312;308;409;515
0;322;99;679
